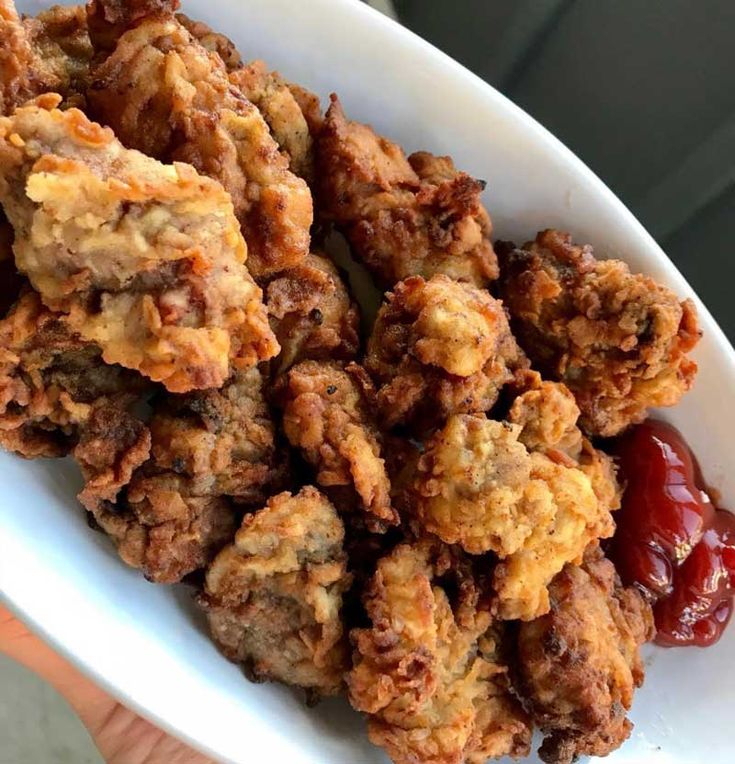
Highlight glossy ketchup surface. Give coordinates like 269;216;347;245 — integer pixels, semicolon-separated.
610;420;735;647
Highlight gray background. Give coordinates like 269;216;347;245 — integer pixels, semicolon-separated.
2;1;733;762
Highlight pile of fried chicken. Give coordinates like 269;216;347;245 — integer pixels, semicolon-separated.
0;2;701;763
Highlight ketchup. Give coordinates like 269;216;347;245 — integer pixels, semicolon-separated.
610;420;735;647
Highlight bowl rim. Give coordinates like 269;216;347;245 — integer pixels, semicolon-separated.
2;1;735;763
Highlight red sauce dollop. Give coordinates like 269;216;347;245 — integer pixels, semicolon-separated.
610;420;735;647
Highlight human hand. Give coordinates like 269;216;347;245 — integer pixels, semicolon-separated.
0;605;215;764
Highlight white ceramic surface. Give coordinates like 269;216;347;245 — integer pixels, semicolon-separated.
2;1;734;763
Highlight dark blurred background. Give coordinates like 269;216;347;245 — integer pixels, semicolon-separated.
368;0;735;342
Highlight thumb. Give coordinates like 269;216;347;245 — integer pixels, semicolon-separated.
0;606;214;764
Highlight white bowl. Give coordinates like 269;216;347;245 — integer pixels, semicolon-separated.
2;1;734;762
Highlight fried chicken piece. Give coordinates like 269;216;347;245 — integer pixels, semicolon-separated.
507;370;583;459
148;368;285;504
0;0;93;113
497;229;700;436
348;540;532;764
412;416;555;556
277;360;397;530
493;451;616;621
230;61;316;181
265;252;360;374
75;369;282;581
87;8;312;279
317;96;498;288
517;548;654;764
175;12;241;71
201;486;352;695
75;405;237;584
507;369;622;513
366;275;525;431
0;290;145;458
0;97;278;392
407;412;616;620
0;209;22;315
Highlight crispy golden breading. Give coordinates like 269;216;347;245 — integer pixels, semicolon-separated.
507;369;622;514
316;96;498;288
1;0;93;113
507;370;583;459
406;410;616;620
265;252;360;374
86;0;179;52
75;405;237;584
148;368;285;504
202;487;352;695
0;290;145;458
0;97;278;392
348;540;532;764
87;10;312;279
230;61;316;181
366;275;525;431
493;452;615;621
497;229;700;436
277;360;397;529
517;548;654;764
412;416;555;557
175;12;242;71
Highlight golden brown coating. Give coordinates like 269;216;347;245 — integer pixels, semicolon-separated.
75;405;237;584
230;61;316;181
175;12;242;71
507;370;583;460
86;0;180;52
277;360;397;530
493;452;616;621
265;252;360;374
316;95;498;289
348;540;532;764
412;416;556;557
202;487;352;695
0;97;278;392
366;275;525;431
497;229;700;436
87;10;313;279
517;548;654;764
148;368;285;504
0;290;145;458
0;0;93;113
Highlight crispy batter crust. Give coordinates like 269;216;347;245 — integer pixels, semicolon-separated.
0;290;144;457
498;230;700;436
265;252;360;374
88;10;312;279
202;486;352;695
148;368;285;504
277;360;397;529
75;403;238;584
230;60;316;181
366;275;525;431
1;0;93;113
0;98;277;392
517;548;654;764
349;540;532;764
317;96;498;288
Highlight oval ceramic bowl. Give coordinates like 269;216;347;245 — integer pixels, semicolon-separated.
2;1;735;763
